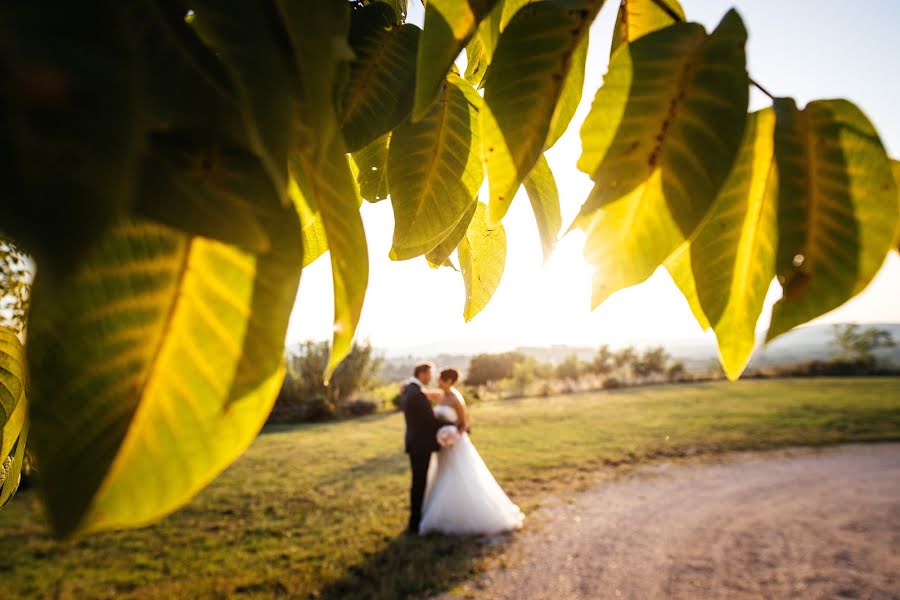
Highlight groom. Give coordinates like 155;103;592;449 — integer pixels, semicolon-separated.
402;362;440;535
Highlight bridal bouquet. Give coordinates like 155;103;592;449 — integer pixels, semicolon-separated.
437;425;461;448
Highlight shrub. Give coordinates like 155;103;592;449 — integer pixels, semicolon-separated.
344;399;378;417
602;377;623;390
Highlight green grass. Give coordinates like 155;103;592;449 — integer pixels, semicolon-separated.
2;378;899;599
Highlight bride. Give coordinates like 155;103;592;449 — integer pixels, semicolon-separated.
420;368;525;535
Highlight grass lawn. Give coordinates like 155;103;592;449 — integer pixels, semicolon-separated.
2;377;899;599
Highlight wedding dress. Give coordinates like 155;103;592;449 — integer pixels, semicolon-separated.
419;395;525;535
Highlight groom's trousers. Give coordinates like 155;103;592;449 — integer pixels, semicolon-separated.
408;450;432;533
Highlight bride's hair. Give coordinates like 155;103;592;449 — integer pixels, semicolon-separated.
439;368;460;384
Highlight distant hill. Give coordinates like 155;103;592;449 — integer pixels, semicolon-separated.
377;323;900;380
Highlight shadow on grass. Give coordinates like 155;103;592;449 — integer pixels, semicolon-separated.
317;532;504;600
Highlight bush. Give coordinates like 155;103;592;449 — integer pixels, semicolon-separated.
465;352;527;386
602;377;623;389
344;399;377;417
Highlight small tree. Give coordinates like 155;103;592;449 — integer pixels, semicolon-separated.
633;347;671;379
831;324;896;364
589;344;615;376
555;354;582;381
465;352;527;386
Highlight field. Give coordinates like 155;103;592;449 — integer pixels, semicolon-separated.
2;378;900;599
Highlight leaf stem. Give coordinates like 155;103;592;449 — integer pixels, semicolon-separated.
647;0;775;100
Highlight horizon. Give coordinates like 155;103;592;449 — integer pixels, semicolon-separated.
286;0;900;352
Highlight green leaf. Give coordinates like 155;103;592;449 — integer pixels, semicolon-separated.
191;1;297;200
291;137;369;382
413;0;500;121
459;202;507;321
0;420;27;507
463;35;488;86
26;204;303;536
0;327;26;460
425;198;478;268
546;33;588;149
670;109;778;379
0;3;141;276
767;99;899;341
523;155;562;263
0;327;25;434
341;3;420;152
275;0;352;162
610;0;684;56
664;244;711;331
388;74;484;260
892;160;900;252
576;10;749;308
351;134;391;203
135;135;275;253
481;0;604;224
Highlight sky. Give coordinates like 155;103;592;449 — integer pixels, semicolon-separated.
287;0;900;353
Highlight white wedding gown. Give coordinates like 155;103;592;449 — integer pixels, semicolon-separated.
419;397;525;535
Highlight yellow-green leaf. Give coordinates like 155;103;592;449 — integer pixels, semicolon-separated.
670;109;778;380
0;419;27;507
522;155;562;263
767;99;899;341
610;0;684;56
464;35;488;86
291;138;369;382
425;198;478;268
388;74;484;260
664;243;710;332
351;134;391;203
576;10;749;308
481;0;604;224
276;0;352;163
892;160;900;252
136;139;274;254
191;1;296;199
413;0;500;121
341;3;419;152
0;327;25;435
27;202;303;536
459;202;506;321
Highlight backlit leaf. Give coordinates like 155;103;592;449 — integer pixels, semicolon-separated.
388;74;484;260
341;3;419;151
0;327;25;440
767;99;899;340
0;2;141;276
351;134;391;203
191;1;296;199
276;0;352;162
892;160;900;252
413;0;500;121
523;155;562;263
610;0;684;56
459;202;506;321
664;244;711;331
27;203;303;536
136;135;274;253
671;109;778;379
464;35;488;86
425;198;478;268
0;420;27;507
481;0;604;224
291;138;369;382
576;10;749;308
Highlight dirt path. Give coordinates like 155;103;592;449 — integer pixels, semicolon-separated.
447;444;900;600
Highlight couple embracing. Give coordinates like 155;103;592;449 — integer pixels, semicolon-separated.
402;362;525;536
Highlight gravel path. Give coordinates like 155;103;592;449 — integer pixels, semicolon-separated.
448;444;900;600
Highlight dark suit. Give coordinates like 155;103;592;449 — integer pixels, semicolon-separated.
402;380;439;533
